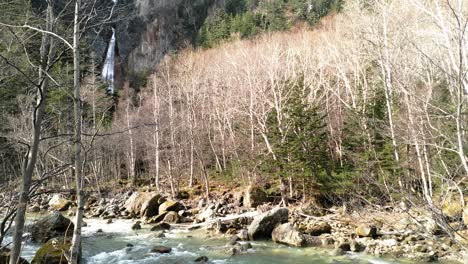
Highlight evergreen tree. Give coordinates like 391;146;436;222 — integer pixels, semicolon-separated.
265;79;331;191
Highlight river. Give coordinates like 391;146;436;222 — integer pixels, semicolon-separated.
4;218;406;264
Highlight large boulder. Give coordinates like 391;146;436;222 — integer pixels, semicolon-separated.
158;200;183;214
247;207;288;240
244;185;268;208
48;194;72;211
272;223;305;247
31;211;74;243
146;212;167;224
0;248;29;264
31;238;75;264
123;192;161;218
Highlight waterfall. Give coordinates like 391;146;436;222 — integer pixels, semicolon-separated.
102;28;116;94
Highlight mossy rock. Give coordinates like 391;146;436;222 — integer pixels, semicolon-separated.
31;239;70;264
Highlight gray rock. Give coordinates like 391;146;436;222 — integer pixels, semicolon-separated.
123;192;161;218
350;240;365;252
321;237;335;247
355;224;377;238
303;234;322;247
159;200;183;214
237;229;249;241
146;212;167;224
151;222;171;231
248;207;289;240
48;194;72;211
131;222;141;230
271;223;305;247
330;247;345;256
30;211;74;243
163;211;180;224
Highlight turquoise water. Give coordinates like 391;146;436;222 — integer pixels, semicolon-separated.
11;218;402;264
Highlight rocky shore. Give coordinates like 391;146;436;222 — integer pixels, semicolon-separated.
1;186;467;263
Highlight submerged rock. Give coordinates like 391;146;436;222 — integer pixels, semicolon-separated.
248;207;288;240
131;221;142;230
151;246;172;254
31;211;74;243
194;256;209;262
272;223;305;247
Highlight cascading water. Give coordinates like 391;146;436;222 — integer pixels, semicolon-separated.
102;0;118;94
102;27;116;94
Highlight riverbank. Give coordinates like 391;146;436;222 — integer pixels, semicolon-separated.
1;185;467;263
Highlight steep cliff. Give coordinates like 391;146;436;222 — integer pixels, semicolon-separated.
109;0;224;73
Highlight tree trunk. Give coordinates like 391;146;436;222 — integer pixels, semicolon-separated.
9;3;54;263
70;0;84;262
126;100;136;186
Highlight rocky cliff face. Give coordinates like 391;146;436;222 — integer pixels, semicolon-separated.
110;0;225;73
32;0;228;83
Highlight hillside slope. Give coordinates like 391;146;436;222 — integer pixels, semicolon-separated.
109;0;467;204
